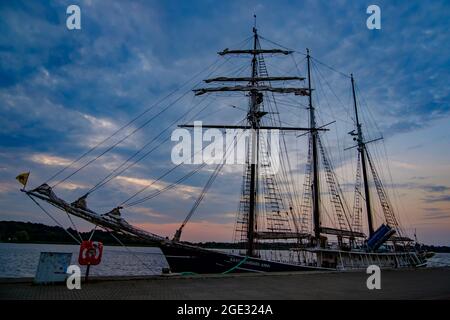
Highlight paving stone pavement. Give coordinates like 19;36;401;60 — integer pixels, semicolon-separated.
0;268;449;300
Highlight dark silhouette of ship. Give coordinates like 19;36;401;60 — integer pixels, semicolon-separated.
21;23;427;273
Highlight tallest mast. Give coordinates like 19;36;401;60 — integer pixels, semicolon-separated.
351;74;374;237
185;23;318;254
246;22;260;257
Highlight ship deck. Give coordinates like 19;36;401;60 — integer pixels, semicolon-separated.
1;267;449;300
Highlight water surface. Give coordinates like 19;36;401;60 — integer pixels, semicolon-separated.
0;243;169;278
1;243;449;278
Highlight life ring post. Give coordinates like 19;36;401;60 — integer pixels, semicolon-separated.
85;264;91;283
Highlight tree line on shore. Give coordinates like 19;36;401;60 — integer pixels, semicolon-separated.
1;220;449;252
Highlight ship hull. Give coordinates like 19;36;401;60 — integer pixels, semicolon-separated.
160;243;425;274
310;248;424;269
160;243;326;274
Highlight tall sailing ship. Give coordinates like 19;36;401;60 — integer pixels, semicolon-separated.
20;24;427;273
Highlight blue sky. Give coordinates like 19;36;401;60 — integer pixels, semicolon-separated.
0;0;449;244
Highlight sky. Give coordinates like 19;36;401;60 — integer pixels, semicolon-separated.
0;0;449;245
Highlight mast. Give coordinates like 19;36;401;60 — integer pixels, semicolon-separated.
350;74;374;237
246;23;260;257
306;49;321;243
179;25;323;253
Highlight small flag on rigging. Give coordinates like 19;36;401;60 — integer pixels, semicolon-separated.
16;172;30;188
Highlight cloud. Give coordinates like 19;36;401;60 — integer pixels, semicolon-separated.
81;114;117;130
30;154;72;166
392;182;450;194
57;181;89;191
410;176;429;180
421;185;449;193
116;176;163;188
422;208;450;220
0;182;16;193
391;161;418;170
115;175;200;199
423;195;450;203
128;207;167;219
0;0;449;245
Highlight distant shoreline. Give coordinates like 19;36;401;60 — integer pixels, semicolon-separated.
1;220;450;252
0;241;159;248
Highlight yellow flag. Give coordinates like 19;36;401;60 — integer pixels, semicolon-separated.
16;172;30;187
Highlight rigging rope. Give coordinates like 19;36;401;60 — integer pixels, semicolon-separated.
175;128;248;235
180;255;250;276
88;225;97;241
260;33;350;79
310;56;350;79
257;47;302;237
312;60;354;194
263;92;303;234
27;194;81;244
123;118;247;208
52;56;234;189
56;55;236;191
123;163;208;207
86;95;214;194
101;226;162;273
54;83;210;189
46;57;224;186
63;209;83;243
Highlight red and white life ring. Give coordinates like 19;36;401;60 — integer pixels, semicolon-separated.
78;240;103;266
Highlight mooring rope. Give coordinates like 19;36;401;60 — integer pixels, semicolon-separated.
101;227;161;273
180;255;250;276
